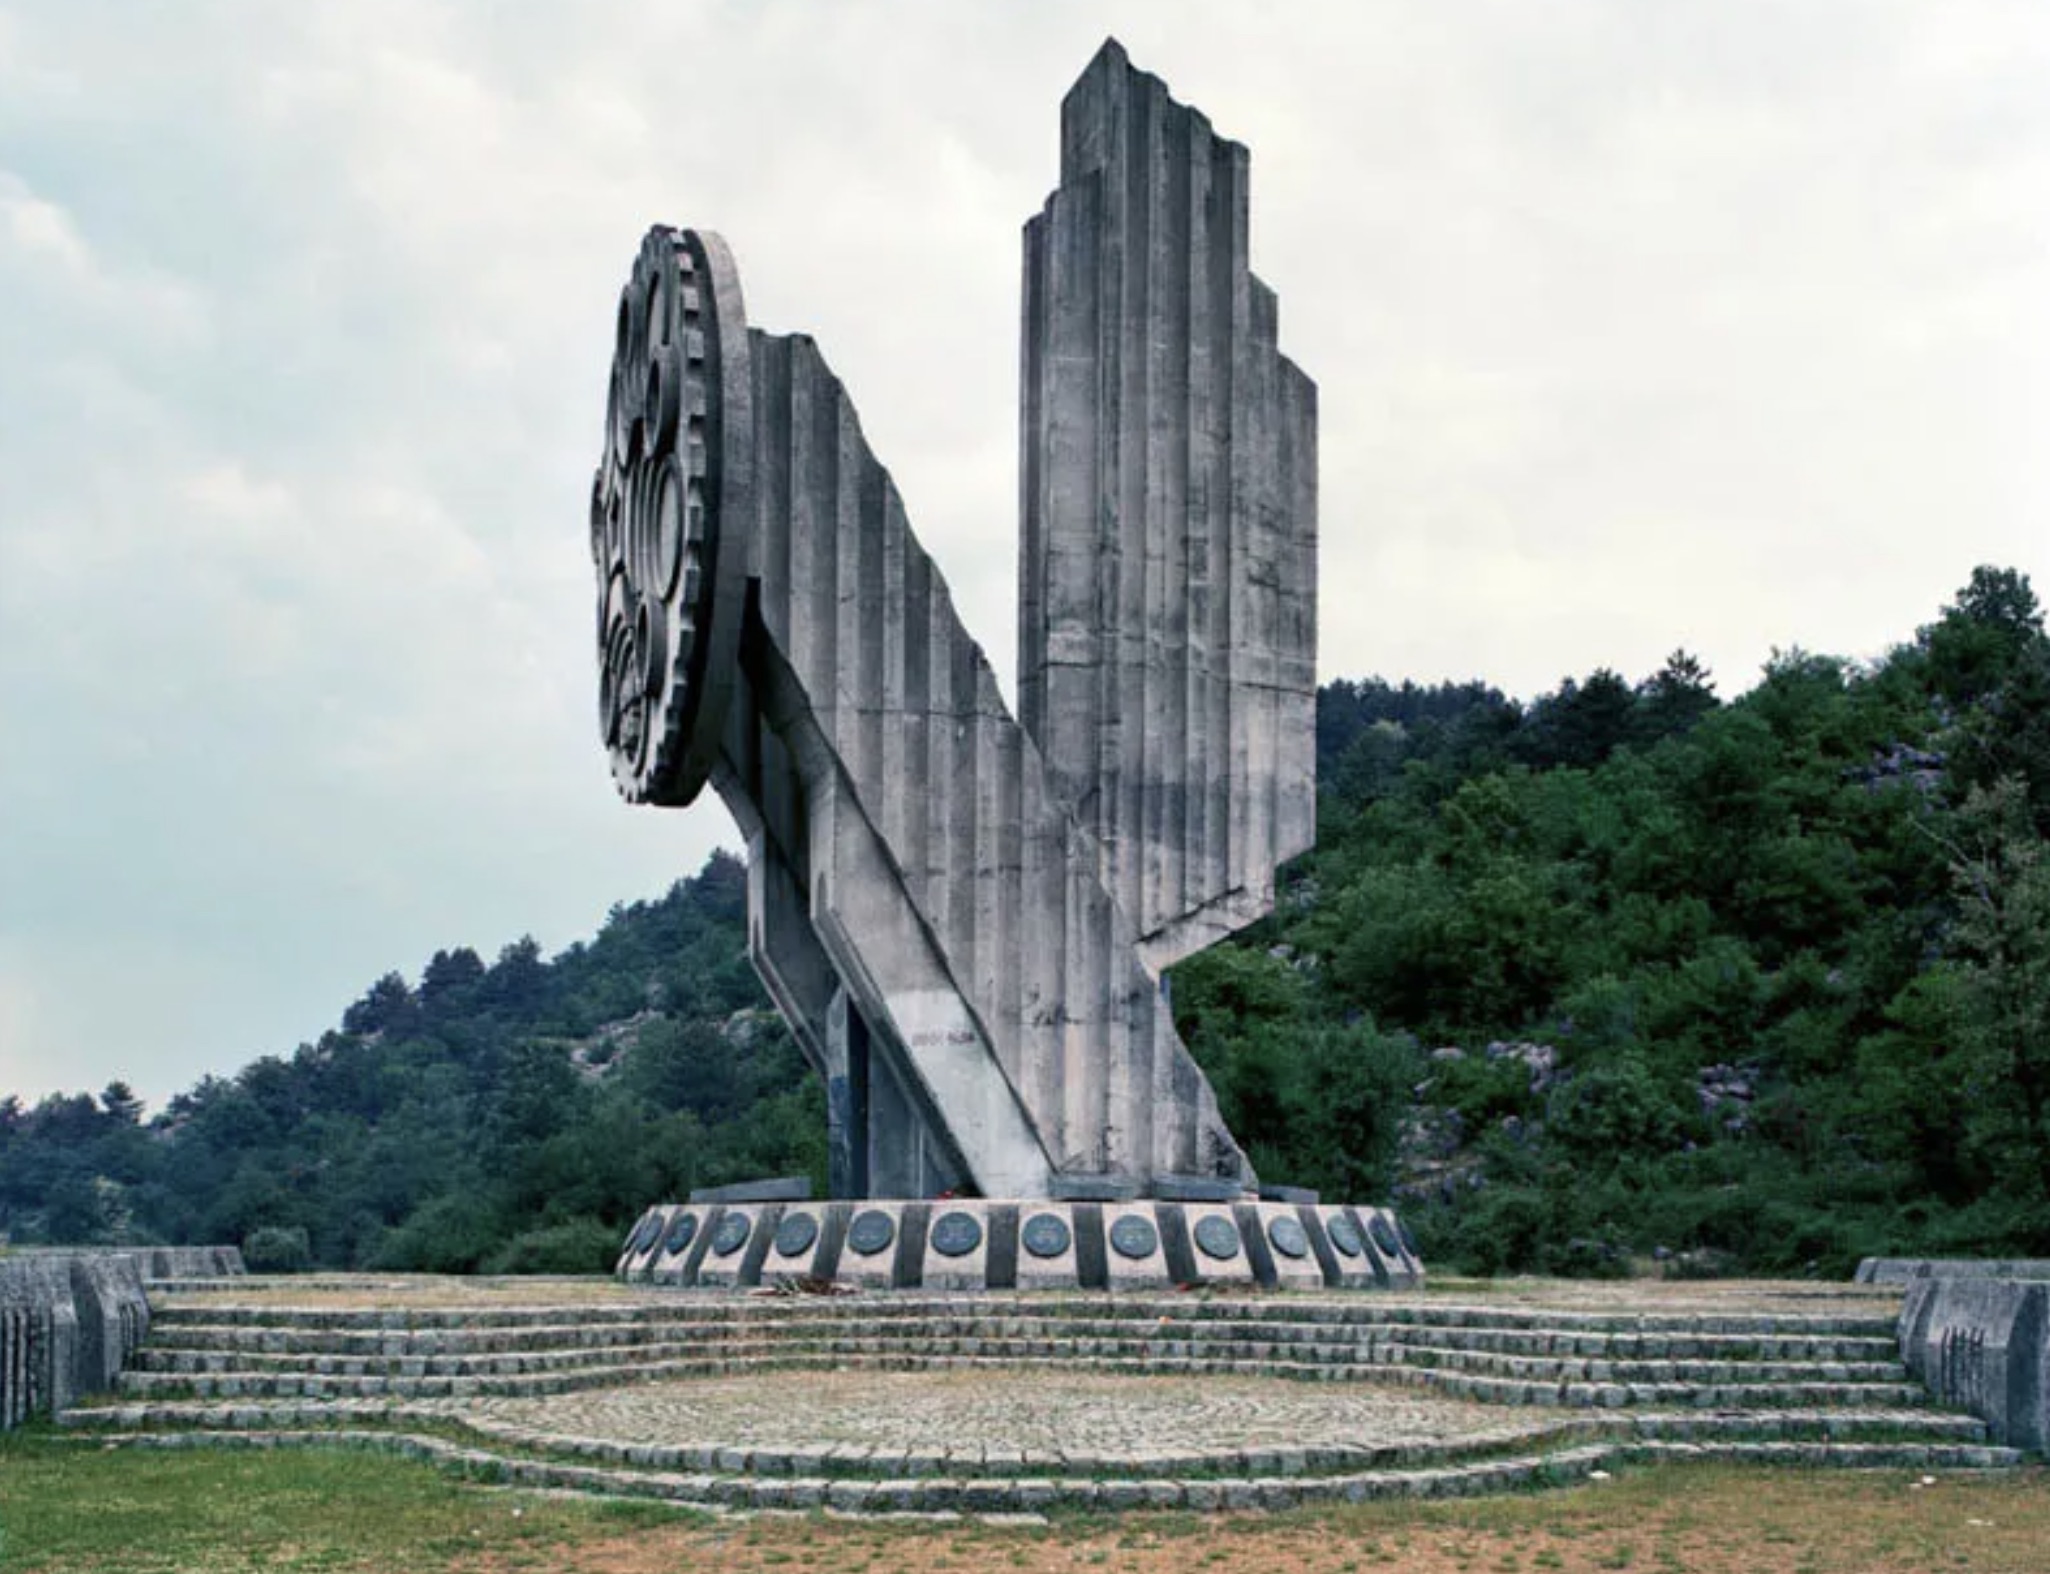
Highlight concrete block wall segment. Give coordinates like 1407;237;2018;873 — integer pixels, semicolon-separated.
1014;1204;1084;1290
1098;1202;1174;1290
0;1252;151;1430
1359;1206;1425;1287
1180;1203;1257;1289
696;1205;773;1289
920;1202;995;1292
1251;1202;1324;1292
1318;1206;1383;1290
757;1203;833;1281
651;1206;714;1287
835;1204;907;1290
1899;1276;2048;1454
1859;1258;2050;1285
615;1198;1425;1292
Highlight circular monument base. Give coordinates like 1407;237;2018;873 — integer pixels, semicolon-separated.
616;1196;1423;1292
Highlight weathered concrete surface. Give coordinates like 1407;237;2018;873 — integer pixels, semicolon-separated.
1859;1257;2050;1285
8;1244;245;1279
616;1198;1420;1292
1020;39;1317;974
1899;1275;2048;1454
0;1252;150;1429
590;45;1322;1204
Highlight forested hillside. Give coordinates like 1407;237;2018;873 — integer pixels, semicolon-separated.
4;568;2046;1276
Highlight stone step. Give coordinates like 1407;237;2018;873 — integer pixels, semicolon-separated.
146;1296;1898;1341
111;1347;1942;1410
59;1397;1994;1460
1371;1341;1910;1386
1381;1325;1898;1363
127;1326;1912;1389
58;1429;2027;1512
136;1313;1900;1368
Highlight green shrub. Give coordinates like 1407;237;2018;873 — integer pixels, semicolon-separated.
480;1217;620;1275
241;1225;311;1274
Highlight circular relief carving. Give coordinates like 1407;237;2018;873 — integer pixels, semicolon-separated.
773;1211;819;1259
711;1212;752;1257
1368;1213;1401;1257
1108;1214;1159;1261
663;1211;699;1256
1192;1214;1243;1262
627;1212;662;1255
590;227;750;807
1267;1216;1311;1260
846;1208;896;1257
1397;1216;1420;1259
1325;1213;1364;1258
929;1210;984;1259
1020;1212;1072;1260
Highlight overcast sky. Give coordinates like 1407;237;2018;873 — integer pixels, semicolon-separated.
2;1;2045;1109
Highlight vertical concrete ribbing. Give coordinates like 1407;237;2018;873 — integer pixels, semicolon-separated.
949;620;979;979
1182;120;1216;926
703;44;1286;1196
1020;47;1312;970
1017;213;1047;741
854;463;887;792
901;544;933;906
1278;362;1319;862
1207;140;1244;910
878;487;909;860
924;576;956;943
805;346;841;737
996;709;1024;1082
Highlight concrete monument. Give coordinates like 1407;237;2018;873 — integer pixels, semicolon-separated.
593;43;1351;1268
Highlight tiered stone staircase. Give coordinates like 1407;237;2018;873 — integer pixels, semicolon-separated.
59;1289;2021;1512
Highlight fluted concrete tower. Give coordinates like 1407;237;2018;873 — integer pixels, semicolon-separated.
1020;40;1318;973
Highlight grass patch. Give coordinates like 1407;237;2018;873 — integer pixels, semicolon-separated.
0;1432;2045;1572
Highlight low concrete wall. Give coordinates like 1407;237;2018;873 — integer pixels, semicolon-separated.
6;1245;246;1280
0;1253;151;1430
1858;1257;2050;1285
1899;1275;2049;1455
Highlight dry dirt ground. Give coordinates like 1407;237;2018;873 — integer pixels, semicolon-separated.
445;1466;2050;1574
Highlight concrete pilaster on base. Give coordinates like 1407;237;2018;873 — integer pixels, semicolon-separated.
832;1204;910;1289
755;1201;849;1283
920;1201;996;1291
1315;1205;1384;1290
614;1196;1425;1293
695;1205;782;1288
1355;1206;1425;1289
1097;1202;1175;1291
1014;1203;1083;1290
1177;1201;1258;1289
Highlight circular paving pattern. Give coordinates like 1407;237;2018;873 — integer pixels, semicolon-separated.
454;1368;1544;1459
